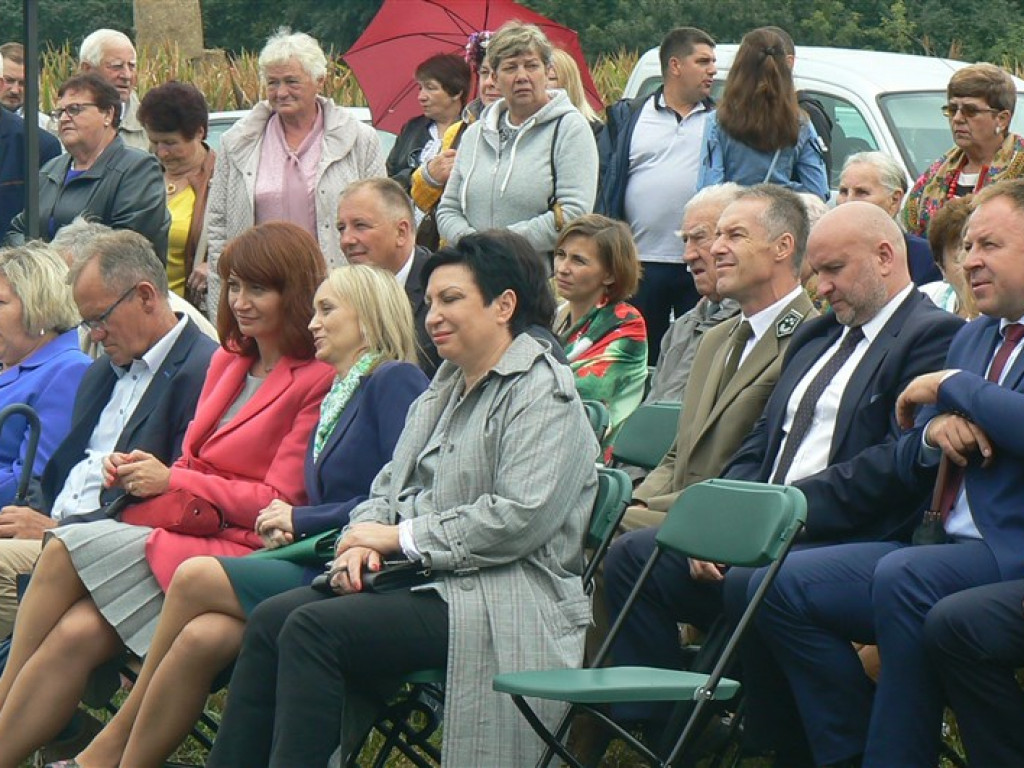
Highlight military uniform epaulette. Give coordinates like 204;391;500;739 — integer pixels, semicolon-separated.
776;309;805;338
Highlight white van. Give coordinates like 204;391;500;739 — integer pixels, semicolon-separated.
623;45;1024;190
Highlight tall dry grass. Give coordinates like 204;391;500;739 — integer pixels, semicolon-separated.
35;42;632;112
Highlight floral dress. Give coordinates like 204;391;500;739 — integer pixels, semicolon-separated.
557;299;648;460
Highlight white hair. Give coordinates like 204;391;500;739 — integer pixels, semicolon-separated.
258;28;327;81
842;151;908;194
79;29;134;66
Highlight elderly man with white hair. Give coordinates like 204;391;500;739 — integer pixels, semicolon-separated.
74;28;147;151
836;150;942;285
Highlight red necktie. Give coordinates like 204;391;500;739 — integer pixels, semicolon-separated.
932;323;1024;521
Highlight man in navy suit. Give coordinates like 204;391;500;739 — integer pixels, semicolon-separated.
755;180;1024;767
0;230;215;637
335;178;439;375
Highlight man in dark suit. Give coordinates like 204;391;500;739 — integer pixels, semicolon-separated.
0;230;215;637
0;105;61;239
336;178;439;375
755;181;1024;768
602;184;817;735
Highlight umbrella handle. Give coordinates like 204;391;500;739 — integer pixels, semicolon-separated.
0;404;41;505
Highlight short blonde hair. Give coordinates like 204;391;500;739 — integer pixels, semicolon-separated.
323;265;418;365
549;49;601;124
0;243;80;334
486;21;553;70
259;27;327;81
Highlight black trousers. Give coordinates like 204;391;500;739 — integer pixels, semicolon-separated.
207;585;449;768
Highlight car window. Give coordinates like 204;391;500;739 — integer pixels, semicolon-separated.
801;92;878;187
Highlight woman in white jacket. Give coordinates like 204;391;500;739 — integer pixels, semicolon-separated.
205;28;385;320
437;21;598;257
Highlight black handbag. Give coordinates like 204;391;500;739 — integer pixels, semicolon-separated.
311;559;433;595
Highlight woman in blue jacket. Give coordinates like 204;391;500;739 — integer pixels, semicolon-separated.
697;27;828;200
65;265;428;768
0;243;90;508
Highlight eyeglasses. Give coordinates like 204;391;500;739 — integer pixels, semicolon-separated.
941;103;999;119
80;285;137;333
50;103;99;121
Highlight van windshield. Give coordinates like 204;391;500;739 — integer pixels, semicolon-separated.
879;92;1024;180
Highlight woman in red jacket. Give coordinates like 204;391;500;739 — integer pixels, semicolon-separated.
0;221;333;767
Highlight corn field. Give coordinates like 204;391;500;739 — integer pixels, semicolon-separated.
36;43;637;113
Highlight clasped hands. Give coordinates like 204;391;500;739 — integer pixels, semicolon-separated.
325;522;401;594
896;370;993;468
103;450;171;497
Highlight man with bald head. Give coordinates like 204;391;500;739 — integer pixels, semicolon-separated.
718;200;963;765
754;182;1024;767
335;177;439;374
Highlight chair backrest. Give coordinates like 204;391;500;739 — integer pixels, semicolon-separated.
656;478;807;567
581;399;610;442
611;401;680;470
582;467;632;589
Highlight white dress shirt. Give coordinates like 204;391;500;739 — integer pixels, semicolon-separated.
772;284;914;484
51;316;188;520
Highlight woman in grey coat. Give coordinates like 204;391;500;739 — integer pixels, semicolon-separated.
207;231;600;767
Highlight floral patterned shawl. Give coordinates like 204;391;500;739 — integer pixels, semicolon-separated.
902;132;1024;236
557;299;648;459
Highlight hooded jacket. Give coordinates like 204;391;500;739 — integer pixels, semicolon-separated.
436;90;597;253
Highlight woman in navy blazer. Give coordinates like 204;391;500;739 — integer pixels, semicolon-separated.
0;244;90;508
69;265;428;768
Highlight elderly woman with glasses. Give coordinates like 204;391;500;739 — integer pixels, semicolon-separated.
205;28;385;321
4;73;169;259
903;63;1024;236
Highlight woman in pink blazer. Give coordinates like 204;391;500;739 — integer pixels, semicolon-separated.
0;222;333;767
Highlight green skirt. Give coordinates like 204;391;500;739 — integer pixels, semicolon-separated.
216;557;319;616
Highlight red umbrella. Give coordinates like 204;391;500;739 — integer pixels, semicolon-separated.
343;0;602;133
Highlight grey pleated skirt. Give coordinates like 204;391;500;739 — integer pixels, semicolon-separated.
50;519;164;656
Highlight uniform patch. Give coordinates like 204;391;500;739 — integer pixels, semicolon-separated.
776;309;804;338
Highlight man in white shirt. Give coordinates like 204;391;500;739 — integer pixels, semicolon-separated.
0;230;215;638
715;201;963;765
335;178;438;374
597;27;717;364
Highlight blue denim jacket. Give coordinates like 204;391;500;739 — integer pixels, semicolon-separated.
697;113;829;200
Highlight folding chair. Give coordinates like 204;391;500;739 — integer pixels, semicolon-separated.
492;478;807;768
351;466;633;767
580;399;610;443
611;401;681;472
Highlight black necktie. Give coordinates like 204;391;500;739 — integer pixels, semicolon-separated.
772;326;865;484
717;321;754;397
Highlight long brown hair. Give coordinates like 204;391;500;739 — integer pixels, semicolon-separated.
216;221;326;360
716;28;801;152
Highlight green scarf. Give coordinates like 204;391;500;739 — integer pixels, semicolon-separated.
312;351;381;461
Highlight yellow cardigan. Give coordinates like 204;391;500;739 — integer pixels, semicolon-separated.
409;120;465;213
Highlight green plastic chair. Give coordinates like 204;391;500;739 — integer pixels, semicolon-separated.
492;478;807;768
611;401;681;471
352;466;632;767
581;399;611;443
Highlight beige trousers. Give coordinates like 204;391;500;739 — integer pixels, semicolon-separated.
0;538;43;638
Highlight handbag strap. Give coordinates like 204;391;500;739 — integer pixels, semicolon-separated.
548;113;566;208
